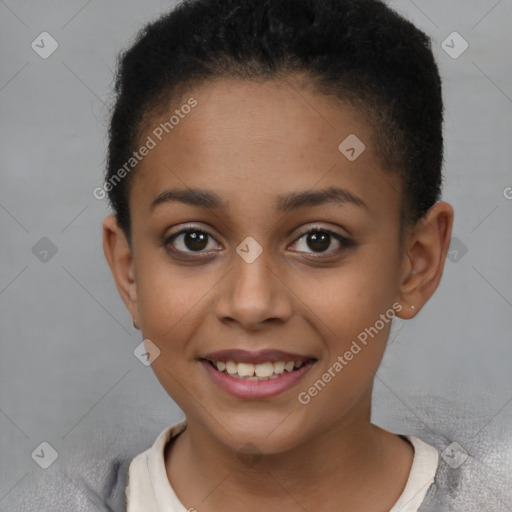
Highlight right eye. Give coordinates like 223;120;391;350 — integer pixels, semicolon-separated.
165;226;221;255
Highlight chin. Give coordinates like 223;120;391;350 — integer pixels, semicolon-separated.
206;410;312;456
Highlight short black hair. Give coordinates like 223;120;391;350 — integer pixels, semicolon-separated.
106;0;444;243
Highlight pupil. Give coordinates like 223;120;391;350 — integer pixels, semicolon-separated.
308;231;330;252
186;231;207;251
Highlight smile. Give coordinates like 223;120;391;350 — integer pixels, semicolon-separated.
210;359;307;380
200;350;317;399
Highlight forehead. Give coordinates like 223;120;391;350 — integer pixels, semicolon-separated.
130;76;401;219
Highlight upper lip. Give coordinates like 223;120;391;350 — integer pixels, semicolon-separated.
201;349;315;364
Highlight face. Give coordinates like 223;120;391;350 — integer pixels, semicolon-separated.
118;76;410;453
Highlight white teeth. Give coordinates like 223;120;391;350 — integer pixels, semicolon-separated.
212;359;309;379
254;362;274;377
284;361;295;372
237;362;255;377
225;361;238;374
273;361;285;374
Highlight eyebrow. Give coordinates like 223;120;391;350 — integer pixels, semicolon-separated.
150;186;369;213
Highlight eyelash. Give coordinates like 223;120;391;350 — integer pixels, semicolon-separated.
164;224;354;259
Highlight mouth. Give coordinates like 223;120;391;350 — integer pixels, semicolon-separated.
199;349;317;399
202;358;314;380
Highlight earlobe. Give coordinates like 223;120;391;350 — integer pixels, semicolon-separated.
102;215;138;319
396;201;454;319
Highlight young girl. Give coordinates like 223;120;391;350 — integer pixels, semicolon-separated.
102;0;457;510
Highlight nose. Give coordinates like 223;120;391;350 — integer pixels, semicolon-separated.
213;246;293;331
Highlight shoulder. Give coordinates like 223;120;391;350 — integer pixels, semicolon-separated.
396;396;512;512
1;450;134;511
417;447;511;512
0;420;176;512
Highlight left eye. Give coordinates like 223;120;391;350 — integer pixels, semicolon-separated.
290;228;351;255
165;227;351;255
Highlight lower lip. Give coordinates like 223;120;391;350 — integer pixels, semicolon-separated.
200;359;316;399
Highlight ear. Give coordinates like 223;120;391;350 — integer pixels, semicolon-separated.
102;215;139;324
396;201;454;319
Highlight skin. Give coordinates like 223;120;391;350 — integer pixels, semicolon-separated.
103;75;454;511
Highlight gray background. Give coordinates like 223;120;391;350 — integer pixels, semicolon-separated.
1;0;511;506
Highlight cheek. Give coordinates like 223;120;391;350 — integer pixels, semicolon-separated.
289;250;400;402
291;256;399;335
134;252;201;341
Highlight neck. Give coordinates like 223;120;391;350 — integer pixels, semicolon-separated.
165;392;414;511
